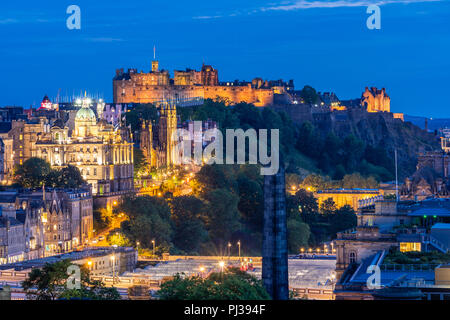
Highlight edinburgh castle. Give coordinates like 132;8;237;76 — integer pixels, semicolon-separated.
113;59;293;107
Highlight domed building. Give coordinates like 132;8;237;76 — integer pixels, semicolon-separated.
33;97;134;200
73;99;98;138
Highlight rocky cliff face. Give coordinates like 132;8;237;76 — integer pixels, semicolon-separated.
333;110;439;179
273;104;440;179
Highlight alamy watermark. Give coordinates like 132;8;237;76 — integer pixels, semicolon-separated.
366;265;381;289
366;5;381;30
66;264;81;289
66;5;81;30
172;122;280;175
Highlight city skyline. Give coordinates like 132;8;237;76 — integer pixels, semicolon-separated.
0;0;449;117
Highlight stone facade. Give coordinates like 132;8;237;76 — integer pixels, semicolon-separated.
334;226;397;280
361;87;391;113
113;61;291;107
262;163;289;300
0;188;93;263
314;189;381;212
32;98;134;196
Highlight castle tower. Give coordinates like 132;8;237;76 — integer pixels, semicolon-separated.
262;161;289;300
151;46;159;72
158;103;177;167
152;60;159;73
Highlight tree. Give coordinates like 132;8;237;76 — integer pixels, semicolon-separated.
14;157;52;188
296;121;322;158
107;230;132;247
22;260;120;300
299;85;320;105
158;268;270;300
237;175;264;232
287;218;311;254
125;103;158;132
118;196;173;250
194;164;237;194
57;165;85;188
14;158;84;189
287;189;319;224
300;174;330;192
329;205;357;236
319;198;337;216
134;148;149;177
203;189;241;246
170;196;207;253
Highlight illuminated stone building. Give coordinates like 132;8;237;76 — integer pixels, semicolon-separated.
32;98;134;197
139;103;178;169
0;188;93;262
7;117;48;167
113;60;291;107
361;87;391;113
314;189;382;212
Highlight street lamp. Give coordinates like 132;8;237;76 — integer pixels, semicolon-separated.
199;265;205;277
152;240;155;258
227;242;231;261
237;241;241;262
219;261;225;273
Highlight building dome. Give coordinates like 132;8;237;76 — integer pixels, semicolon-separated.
75;107;96;121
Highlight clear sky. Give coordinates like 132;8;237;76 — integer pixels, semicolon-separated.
0;0;449;117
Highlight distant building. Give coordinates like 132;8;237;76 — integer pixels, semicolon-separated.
335;197;450;300
0;246;137;278
33;97;134;197
362;87;391;113
113;61;292;107
314;188;382;212
0;188;93;264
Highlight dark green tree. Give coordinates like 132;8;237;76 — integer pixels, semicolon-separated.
203;189;241;246
158;268;270;300
299;85;320;104
125;103;158;132
22;260;120;300
170;196;208;253
14;157;52;188
119;196;173;249
319;198;337;216
328;205;357;236
57;165;85;188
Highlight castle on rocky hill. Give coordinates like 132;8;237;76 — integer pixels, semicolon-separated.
113;59;293;107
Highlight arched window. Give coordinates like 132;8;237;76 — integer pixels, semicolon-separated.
349;252;357;264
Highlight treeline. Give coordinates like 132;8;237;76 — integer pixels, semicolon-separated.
125;99;396;183
296;121;395;181
13;157;85;189
287;172;379;192
179;99;394;183
114;164;357;256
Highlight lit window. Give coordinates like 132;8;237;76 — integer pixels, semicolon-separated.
400;242;421;252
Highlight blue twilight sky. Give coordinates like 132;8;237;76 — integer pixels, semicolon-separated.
0;0;449;117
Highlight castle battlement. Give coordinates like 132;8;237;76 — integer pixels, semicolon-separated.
113;61;293;107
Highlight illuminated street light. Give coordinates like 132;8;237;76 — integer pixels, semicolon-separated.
237;241;241;261
152;240;156;257
199;265;205;276
219;261;225;273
